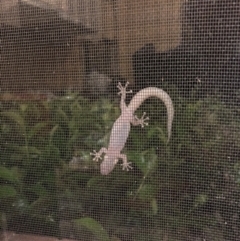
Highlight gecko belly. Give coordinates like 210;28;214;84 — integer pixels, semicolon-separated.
108;118;131;151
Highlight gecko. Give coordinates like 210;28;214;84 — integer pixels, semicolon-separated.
90;82;174;175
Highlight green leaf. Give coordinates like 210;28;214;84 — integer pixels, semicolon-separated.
43;144;60;162
56;108;69;124
29;196;52;213
0;185;17;198
14;146;41;155
138;184;157;201
194;193;208;207
87;176;104;188
74;217;110;241
151;198;158;215
30;182;49;197
0;166;19;183
19;103;28;112
1;111;25;134
1;123;12;134
66;131;80;149
28;122;48;140
147;126;168;144
10;153;24;162
128;151;146;174
49;125;59;140
128;149;158;175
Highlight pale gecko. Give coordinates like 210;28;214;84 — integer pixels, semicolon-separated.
91;82;174;175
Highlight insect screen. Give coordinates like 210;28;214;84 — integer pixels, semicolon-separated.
0;0;240;240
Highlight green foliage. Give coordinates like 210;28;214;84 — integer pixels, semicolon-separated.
74;217;111;241
0;185;17;198
0;166;20;184
1;90;240;239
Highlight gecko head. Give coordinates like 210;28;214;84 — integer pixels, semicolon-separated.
100;155;118;175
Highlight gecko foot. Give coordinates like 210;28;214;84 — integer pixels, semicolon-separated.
121;161;133;171
134;112;149;128
117;82;132;96
90;150;102;162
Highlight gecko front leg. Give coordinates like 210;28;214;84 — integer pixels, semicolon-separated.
117;81;132;96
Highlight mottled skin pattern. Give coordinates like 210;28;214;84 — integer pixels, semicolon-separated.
91;82;174;175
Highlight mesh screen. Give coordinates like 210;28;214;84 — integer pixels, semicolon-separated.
1;0;240;240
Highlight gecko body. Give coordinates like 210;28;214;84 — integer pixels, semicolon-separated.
91;82;174;175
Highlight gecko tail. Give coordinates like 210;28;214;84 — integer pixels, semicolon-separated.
128;87;174;141
100;157;118;175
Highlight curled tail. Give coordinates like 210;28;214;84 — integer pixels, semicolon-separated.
128;87;174;142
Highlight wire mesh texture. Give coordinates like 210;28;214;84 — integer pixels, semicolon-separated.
0;0;240;241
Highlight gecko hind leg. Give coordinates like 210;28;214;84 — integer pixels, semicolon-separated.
119;154;133;171
90;148;107;162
